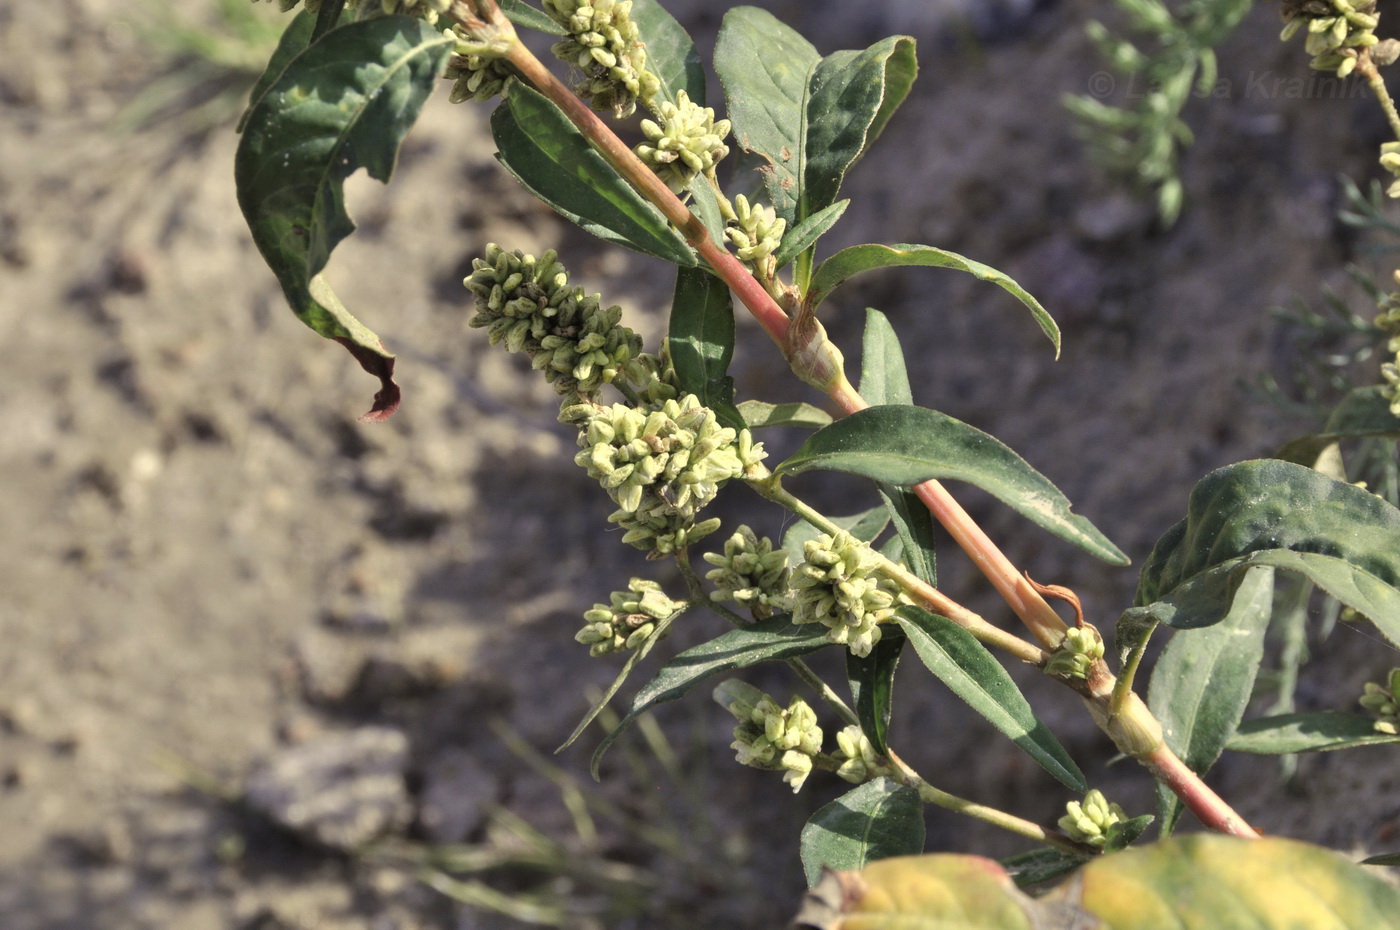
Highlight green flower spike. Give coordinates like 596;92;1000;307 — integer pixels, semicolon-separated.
1374;272;1400;411
1359;667;1400;734
1278;0;1381;77
703;526;791;619
567;394;765;557
576;578;685;657
1059;789;1127;849
713;681;823;792
465;244;642;398
790;530;910;658
445;21;519;104
1044;626;1104;680
634;91;731;193
832;725;889;784
543;0;660;117
725;194;786;280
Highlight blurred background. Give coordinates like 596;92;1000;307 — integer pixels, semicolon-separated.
2;0;1399;926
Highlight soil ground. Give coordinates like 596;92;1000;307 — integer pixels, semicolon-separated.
2;1;1398;927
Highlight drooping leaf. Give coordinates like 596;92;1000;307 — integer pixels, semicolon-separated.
846;626;904;755
1129;459;1400;647
1148;566;1274;836
713;7;819;224
238;11;326;133
498;0;566;36
1227;711;1400;754
590;616;828;777
491;86;696;266
799;778;924;887
736;399;833;430
775;200;850;271
777;405;1128;566
807;243;1061;356
782;506;890;569
235;17;453;420
792;837;1400;929
860;309;936;587
802;38;916;227
668;267;743;429
897;607;1086;791
630;0;704;105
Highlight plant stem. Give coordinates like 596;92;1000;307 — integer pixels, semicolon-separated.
885;749;1092;856
1359;51;1400;141
1140;744;1261;838
787;657;861;728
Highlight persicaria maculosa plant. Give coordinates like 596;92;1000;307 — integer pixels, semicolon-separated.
235;0;1400;921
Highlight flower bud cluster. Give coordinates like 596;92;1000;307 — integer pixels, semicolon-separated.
576;578;684;657
1277;0;1389;77
634;91;731;193
725;195;786;280
543;0;660;118
465;244;642;398
714;681;823;792
1359;667;1400;734
565;394;765;556
1044;626;1105;680
1058;789;1126;849
702;526;791;619
832;726;889;784
1375;272;1400;411
445;26;518;104
790;531;910;658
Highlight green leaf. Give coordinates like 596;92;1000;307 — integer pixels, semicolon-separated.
239;11;324;134
235;17;453;420
1227;712;1400;754
1131;459;1400;647
1277;386;1400;465
1361;851;1400;866
860;309;937;587
686;176;728;249
590;616;829;777
782;505;890;569
846;626;904;756
713;7;819;223
498;0;565;36
1103;814;1155;853
807;243;1061;357
1000;848;1089;888
897;607;1086;791
799;778;924;887
802;37;916;226
1148;566;1274;836
630;0;704;105
491;86;696;266
668;267;743;430
735;399;833;430
774;199;849;270
776;405;1128;566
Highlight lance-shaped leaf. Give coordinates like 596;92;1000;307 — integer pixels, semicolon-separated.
799;778;924;887
1130;459;1400;647
1000;848;1089;889
630;0;704;105
668;267;744;430
491;86;695;266
807;243;1061;356
860;309;936;587
498;0;565;35
792;837;1400;928
589;616;828;776
235;17;453;419
846;626;904;756
776;405;1128;566
1148;566;1274;836
897;607;1086;791
782;505;890;569
1227;711;1400;754
736;400;832;430
238;11;329;133
1277;385;1400;466
774;200;849;270
714;7;819;224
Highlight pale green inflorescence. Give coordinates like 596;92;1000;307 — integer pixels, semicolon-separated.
725;194;786;281
1359;667;1400;734
1374;273;1400;413
543;0;661;117
1044;626;1105;680
634;91;731;193
702;526;791;620
1277;0;1389;78
576;578;685;656
1059;789;1127;849
714;681;823;792
791;531;911;659
444;22;518;104
465;244;642;399
564;394;766;557
832;725;890;784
